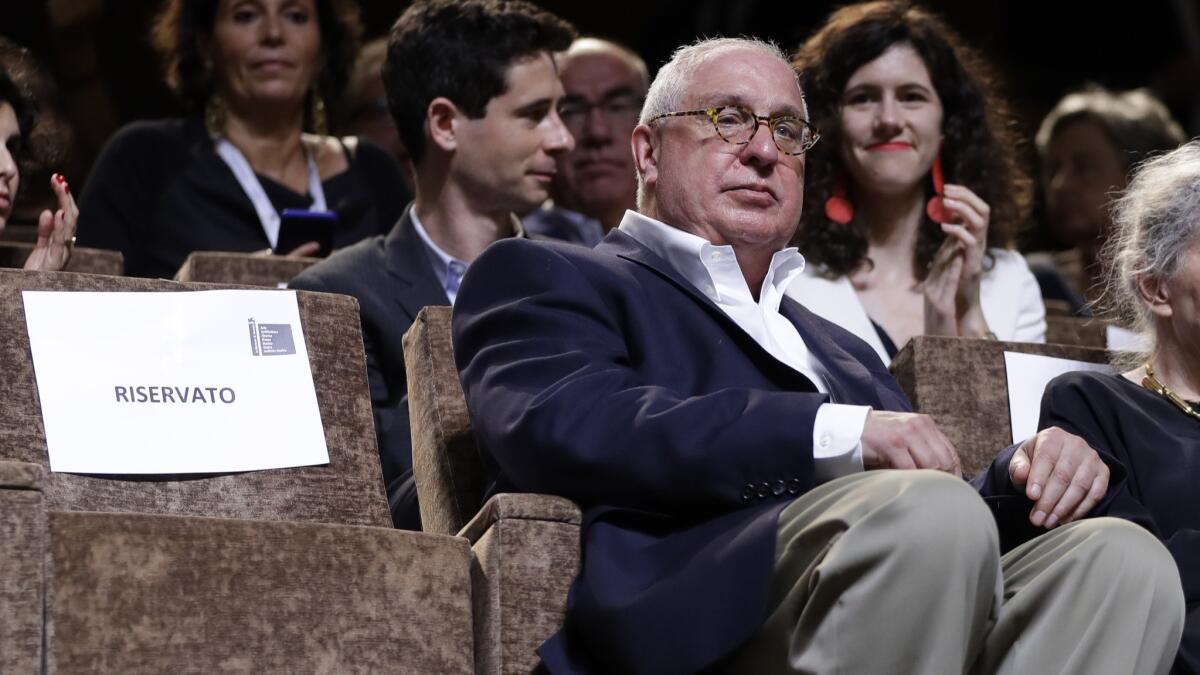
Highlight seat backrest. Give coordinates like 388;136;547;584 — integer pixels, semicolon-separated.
891;335;1111;477
404;306;487;536
0;269;390;527
0;241;123;277
1045;315;1108;349
174;251;319;287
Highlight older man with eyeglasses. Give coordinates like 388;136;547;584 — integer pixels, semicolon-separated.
453;37;1184;675
524;37;647;246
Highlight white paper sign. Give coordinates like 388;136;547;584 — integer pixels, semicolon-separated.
1106;324;1151;352
23;290;329;474
1004;351;1114;445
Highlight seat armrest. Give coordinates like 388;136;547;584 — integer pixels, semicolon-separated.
0;460;43;490
465;494;581;675
458;493;581;544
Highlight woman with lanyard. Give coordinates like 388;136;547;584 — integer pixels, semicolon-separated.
1031;140;1200;674
76;0;408;278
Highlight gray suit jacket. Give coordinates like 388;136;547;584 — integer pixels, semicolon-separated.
290;205;447;528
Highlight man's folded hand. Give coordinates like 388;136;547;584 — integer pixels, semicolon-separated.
861;410;962;476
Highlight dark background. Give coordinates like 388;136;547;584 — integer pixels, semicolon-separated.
3;0;1198;189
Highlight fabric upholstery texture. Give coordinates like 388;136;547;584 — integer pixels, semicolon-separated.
470;509;580;675
0;242;124;277
891;336;1110;477
1045;315;1107;349
405;306;487;536
174;251;319;288
0;269;389;527
404;307;582;674
45;511;474;674
0;461;46;675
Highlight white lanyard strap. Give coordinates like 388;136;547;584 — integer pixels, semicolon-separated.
214;137;328;249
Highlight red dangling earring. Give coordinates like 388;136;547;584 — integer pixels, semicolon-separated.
824;172;854;224
925;153;949;223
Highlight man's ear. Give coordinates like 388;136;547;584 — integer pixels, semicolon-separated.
426;97;459;153
1136;272;1173;319
631;124;659;191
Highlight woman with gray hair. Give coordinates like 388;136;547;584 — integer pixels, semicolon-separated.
1037;139;1200;674
1031;86;1186;314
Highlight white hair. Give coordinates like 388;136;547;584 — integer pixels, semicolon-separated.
635;37;802;209
1102;139;1200;366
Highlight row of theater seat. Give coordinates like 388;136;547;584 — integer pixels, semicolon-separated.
0;260;1112;673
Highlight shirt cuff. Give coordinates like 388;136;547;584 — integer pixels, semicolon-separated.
812;403;871;482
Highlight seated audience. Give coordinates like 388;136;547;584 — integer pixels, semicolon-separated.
524;37;647;246
453;35;1183;674
0;68;77;271
75;0;408;278
788;1;1044;365
290;0;575;529
1029;86;1186;314
339;37;413;194
1039;140;1200;674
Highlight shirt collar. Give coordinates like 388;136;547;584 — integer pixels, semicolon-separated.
409;208;464;286
616;209;806;310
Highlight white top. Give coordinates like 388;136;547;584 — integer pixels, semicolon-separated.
618;210;869;481
786;248;1047;365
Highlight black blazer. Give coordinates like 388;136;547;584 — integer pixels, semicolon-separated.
453;231;918;674
290;206;447;528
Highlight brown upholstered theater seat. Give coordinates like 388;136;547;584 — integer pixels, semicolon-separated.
0;241;124;276
1;460;475;674
174;250;320;287
0;270;478;674
891;335;1111;477
0;269;389;526
1044;314;1108;349
405;306;581;675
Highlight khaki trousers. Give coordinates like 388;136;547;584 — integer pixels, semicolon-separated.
725;470;1184;675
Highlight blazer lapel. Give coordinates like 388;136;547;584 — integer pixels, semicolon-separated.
384;207;450;320
781;297;883;409
603;231;819;392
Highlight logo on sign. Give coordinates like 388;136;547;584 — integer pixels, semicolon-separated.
248;318;296;356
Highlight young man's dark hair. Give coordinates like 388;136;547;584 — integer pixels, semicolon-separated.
383;0;576;166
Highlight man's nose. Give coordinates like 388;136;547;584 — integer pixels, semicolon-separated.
581;105;613;143
740;119;779;166
546;109;576;154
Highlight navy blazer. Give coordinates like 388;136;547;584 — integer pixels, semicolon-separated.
291;206;447;528
453;231;917;674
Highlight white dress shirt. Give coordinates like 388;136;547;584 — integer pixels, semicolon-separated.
618;210;869;481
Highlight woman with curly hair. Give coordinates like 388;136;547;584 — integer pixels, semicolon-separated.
788;1;1044;364
0;67;78;271
76;0;409;278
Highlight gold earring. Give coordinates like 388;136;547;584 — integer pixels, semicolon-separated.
205;94;227;137
309;89;328;137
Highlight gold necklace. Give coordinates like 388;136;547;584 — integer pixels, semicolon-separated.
1142;363;1200;422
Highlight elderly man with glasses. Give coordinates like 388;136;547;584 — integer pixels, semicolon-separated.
453;37;1184;675
524;37;647;246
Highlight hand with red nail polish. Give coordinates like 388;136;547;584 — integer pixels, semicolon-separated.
24;172;79;272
